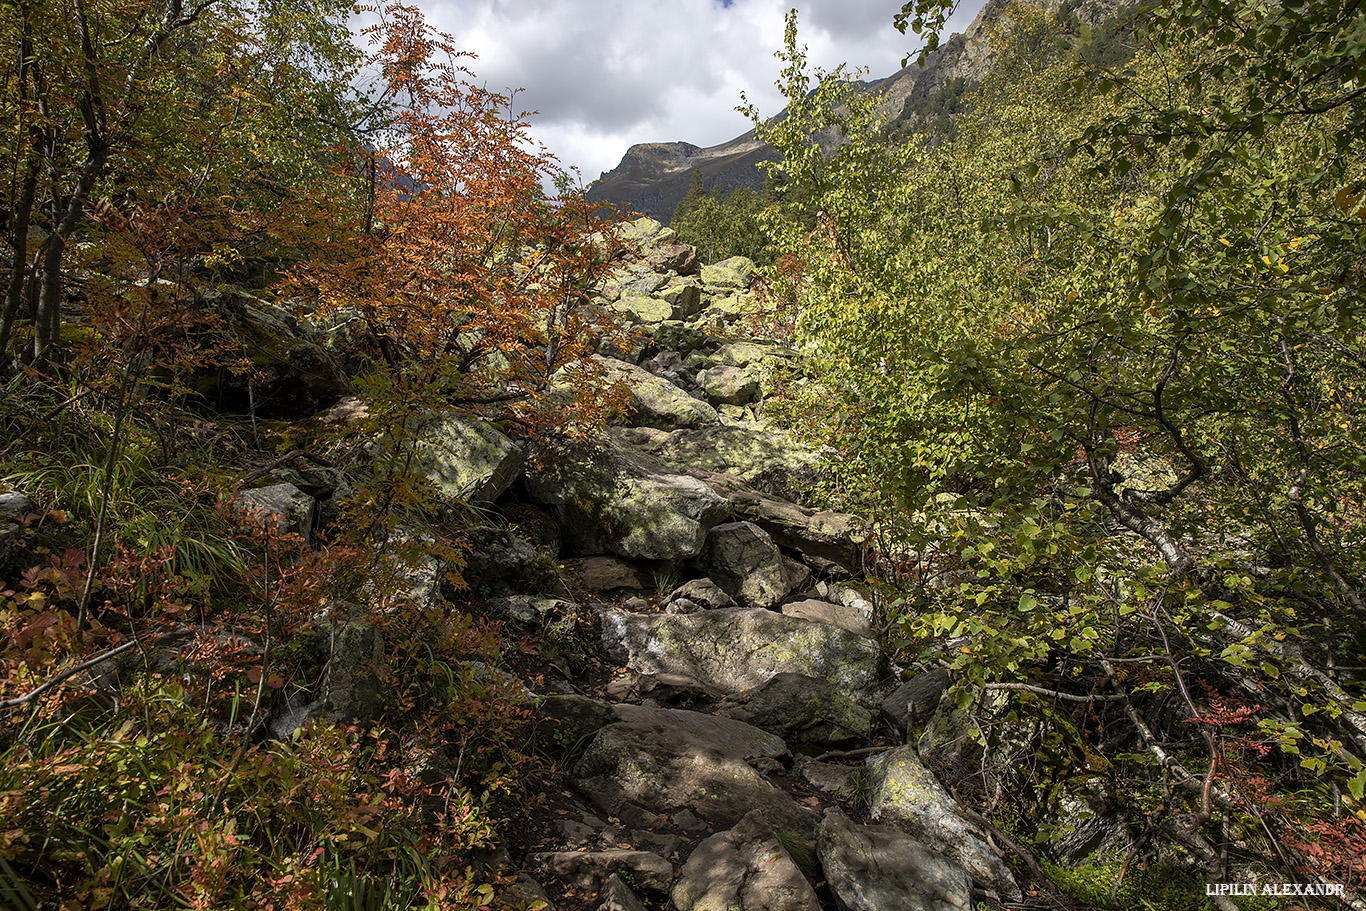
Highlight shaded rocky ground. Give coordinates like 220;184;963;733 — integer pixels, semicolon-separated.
199;218;1119;910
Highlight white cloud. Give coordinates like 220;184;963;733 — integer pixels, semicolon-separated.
405;0;986;182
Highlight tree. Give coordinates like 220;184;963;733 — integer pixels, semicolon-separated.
287;4;624;432
755;2;1366;895
0;0;365;362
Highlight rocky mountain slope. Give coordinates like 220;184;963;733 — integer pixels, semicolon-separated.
585;1;1010;222
215;218;1142;909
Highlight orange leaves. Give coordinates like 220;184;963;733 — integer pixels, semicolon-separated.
292;2;626;429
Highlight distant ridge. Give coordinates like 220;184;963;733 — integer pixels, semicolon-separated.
585;0;1011;223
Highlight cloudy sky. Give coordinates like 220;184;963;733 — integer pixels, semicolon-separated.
404;0;986;185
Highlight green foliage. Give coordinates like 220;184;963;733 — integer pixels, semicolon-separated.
670;170;771;265
755;0;1366;891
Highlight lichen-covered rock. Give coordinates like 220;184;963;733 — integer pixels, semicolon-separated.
650;320;710;353
865;745;1021;901
697;364;759;406
706;478;869;574
628;424;821;504
233;483;316;539
673;811;820;911
719;673;873;745
524;437;730;560
597;606;883;700
411;412;524;503
571;556;647;591
699;521;795;608
657;278;704;318
818;808;973;911
613;293;674;325
571;718;813;835
700;256;756;292
591;356;718;429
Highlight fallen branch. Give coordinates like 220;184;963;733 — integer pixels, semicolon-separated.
1;639;140;710
236;449;337;488
985;682;1127;703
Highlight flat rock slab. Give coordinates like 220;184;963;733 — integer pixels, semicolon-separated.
572;719;813;836
818;808;972;911
865;745;1021;901
597;607;883;700
610;704;791;767
674;811;820;911
781;599;873;638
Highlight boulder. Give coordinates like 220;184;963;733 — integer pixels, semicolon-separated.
663;578;736;612
719;673;874;745
487;595;576;625
613;293;674;325
646;244;699;276
617;216;676;248
505;875;557;911
610;704;790;770
650;320;710;353
597;607;883;700
597;873;649;911
625;424;821;504
818;808;973;911
592;356;718;429
0;487;33;564
795;758;863;801
572;718;813;835
698;521;795;609
232;483;315;539
696;365;759;406
604;670;725;704
882;669;952;735
195;287;353;419
656;279;704;319
673;811;821;911
533;694;618;750
709;480;869;574
524;437;730;560
865;745;1021;901
700;256;756;292
571;556;647;591
462;525;559;595
533;850;672;893
781;599;872;638
411;413;524;504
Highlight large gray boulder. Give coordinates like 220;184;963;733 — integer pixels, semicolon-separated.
673;811;821;911
572;718;813;835
524;437;730;560
597;607;883;700
719;673;874;745
865;745;1021;901
698;521;797;609
411;412;524;503
818;808;973;911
